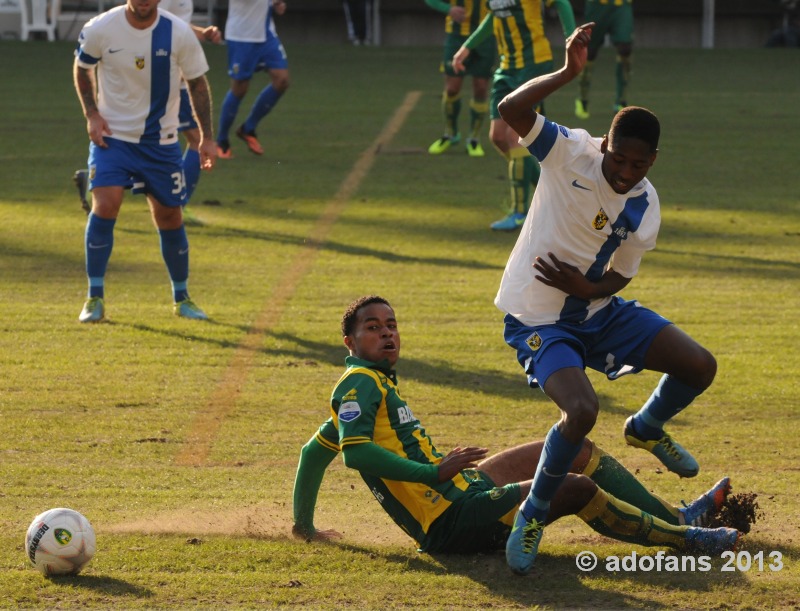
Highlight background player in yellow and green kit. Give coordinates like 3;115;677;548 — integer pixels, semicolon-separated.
291;295;742;557
426;0;496;157
574;0;634;119
453;0;576;231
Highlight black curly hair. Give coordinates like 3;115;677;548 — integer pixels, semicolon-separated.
341;295;392;337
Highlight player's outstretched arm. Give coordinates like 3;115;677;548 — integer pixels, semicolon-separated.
498;23;595;138
292;434;339;540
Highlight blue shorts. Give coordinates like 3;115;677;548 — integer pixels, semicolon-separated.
178;88;198;131
503;296;672;389
227;36;288;80
88;138;186;207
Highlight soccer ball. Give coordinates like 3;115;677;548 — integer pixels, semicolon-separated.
25;508;96;576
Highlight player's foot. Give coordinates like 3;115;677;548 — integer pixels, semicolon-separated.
685;526;740;555
505;508;544;575
174;298;208;320
680;477;731;526
79;297;105;323
428;133;460;155
490;212;526;231
575;99;590;120
73;169;91;214
216;141;234;159
613;101;627;113
236;126;264;155
624;416;699;478
466;139;485;157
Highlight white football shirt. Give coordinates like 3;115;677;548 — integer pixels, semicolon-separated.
76;6;208;144
495;113;661;326
225;0;271;42
159;0;193;24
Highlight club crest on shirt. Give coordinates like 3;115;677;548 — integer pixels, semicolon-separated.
526;332;542;351
338;400;361;423
489;487;508;500
135;55;145;70
593;208;609;230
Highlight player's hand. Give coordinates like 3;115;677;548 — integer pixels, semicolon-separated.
87;113;112;148
449;6;466;23
198;139;217;171
564;23;595;77
202;25;222;44
533;252;594;299
273;0;286;16
437;446;488;482
292;524;343;541
451;46;470;74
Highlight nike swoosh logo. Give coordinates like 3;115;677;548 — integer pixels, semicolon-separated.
109;48;123;53
88;242;109;249
178;248;189;255
571;179;591;191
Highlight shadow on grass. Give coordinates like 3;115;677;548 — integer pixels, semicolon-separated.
47;574;153;598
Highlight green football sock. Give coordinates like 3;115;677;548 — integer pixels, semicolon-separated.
582;444;681;525
616;55;631;105
579;60;594;106
577;488;690;551
443;92;462;137
468;98;488;140
509;149;534;215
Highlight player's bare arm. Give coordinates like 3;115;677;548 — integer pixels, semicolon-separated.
498;23;595;138
533;252;630;300
186;75;217;169
273;0;286;16
73;62;111;147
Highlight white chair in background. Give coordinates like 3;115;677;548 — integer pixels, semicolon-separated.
20;0;62;41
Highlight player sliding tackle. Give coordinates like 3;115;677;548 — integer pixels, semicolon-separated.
292;296;741;561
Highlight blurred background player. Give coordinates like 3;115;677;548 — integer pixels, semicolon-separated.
73;0;216;322
216;0;289;158
343;0;373;45
72;0;222;216
453;0;575;231
574;0;634;119
426;0;494;157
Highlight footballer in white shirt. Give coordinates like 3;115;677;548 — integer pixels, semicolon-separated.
73;0;217;323
494;24;719;576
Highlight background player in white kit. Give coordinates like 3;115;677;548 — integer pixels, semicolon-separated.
494;24;719;575
216;0;289;157
73;0;221;215
73;0;217;322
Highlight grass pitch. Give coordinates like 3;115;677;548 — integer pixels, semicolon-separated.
0;39;799;609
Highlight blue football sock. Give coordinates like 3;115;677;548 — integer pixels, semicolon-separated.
183;147;200;202
218;90;243;143
158;226;189;302
243;85;283;134
631;374;702;439
521;425;582;523
85;213;116;298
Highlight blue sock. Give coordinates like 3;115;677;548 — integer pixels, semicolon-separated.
183;147;200;202
243;85;283;134
85;214;116;298
631;374;702;439
218;90;243;143
158;226;189;302
521;425;582;523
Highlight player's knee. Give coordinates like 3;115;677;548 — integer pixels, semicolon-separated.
561;398;599;440
689;349;717;390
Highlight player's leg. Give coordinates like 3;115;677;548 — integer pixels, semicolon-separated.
79;142;129;323
238;38;289;155
575;4;608;119
217;41;258;157
144;143;207;320
464;38;494;157
624;324;715;477
429;33;468;154
609;4;634;111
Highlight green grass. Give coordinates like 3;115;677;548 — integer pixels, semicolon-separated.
1;40;799;608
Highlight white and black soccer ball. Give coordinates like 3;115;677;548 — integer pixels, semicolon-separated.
25;508;96;576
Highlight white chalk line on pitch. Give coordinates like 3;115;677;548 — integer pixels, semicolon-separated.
175;91;423;467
